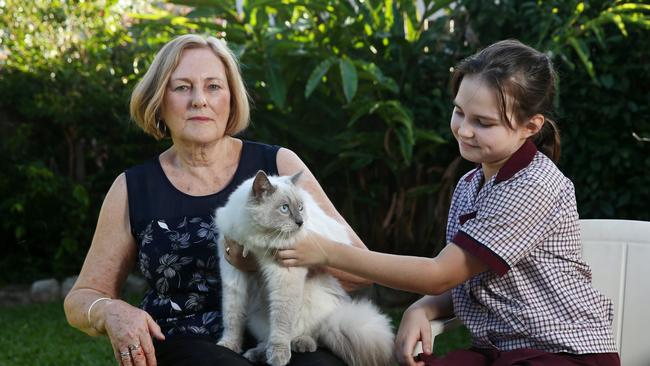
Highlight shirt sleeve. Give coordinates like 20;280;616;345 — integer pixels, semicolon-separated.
452;180;559;275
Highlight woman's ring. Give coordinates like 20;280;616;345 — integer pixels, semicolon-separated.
225;246;231;255
128;343;140;351
120;350;131;358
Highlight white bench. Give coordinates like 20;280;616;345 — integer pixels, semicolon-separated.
414;219;650;365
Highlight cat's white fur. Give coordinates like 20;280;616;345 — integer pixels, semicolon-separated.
215;171;394;366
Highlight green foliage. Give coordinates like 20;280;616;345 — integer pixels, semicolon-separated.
0;0;170;283
0;0;648;285
447;0;650;219
165;0;650;255
165;0;458;256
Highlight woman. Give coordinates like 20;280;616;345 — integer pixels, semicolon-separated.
64;34;370;366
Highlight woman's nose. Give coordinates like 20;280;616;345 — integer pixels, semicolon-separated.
191;90;207;108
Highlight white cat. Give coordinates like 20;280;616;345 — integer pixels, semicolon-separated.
215;170;394;366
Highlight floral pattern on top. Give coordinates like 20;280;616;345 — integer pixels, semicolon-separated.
136;214;222;339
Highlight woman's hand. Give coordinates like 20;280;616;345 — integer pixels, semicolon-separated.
223;238;258;272
394;304;433;366
92;299;165;366
276;231;331;267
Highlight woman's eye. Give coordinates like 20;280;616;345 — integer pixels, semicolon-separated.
174;85;189;91
208;84;220;90
279;204;289;213
454;109;464;117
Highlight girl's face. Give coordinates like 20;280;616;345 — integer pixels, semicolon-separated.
161;47;231;145
450;74;536;178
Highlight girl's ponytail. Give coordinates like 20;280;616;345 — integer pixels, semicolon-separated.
533;118;561;163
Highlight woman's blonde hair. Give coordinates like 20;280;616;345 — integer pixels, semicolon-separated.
130;34;250;140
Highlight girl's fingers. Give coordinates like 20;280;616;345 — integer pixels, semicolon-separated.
276;249;295;259
279;258;299;267
420;326;432;355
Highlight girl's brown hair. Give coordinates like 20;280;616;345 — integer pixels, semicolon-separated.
451;39;561;162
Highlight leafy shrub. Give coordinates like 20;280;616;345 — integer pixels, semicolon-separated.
0;0;648;288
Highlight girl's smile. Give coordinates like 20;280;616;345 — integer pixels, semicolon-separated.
451;74;539;181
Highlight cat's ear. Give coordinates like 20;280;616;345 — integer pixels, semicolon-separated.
290;170;303;185
252;170;275;200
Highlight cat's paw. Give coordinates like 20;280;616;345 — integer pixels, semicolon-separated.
291;335;317;353
243;344;266;364
216;337;242;354
266;342;292;366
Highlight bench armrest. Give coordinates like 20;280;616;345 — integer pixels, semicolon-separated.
412;317;462;356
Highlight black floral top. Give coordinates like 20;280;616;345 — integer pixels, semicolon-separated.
125;140;279;340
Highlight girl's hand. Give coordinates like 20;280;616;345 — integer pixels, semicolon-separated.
276;231;330;267
97;299;165;366
394;305;433;366
223;238;258;272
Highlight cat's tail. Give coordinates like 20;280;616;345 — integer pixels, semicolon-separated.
317;299;395;366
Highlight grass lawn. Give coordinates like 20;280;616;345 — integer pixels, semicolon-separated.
0;302;470;365
0;301;115;366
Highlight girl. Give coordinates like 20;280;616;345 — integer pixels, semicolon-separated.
277;39;619;366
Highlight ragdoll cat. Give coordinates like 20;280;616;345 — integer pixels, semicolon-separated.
214;170;394;366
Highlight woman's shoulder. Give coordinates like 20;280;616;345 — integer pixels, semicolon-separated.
242;139;282;154
124;156;159;177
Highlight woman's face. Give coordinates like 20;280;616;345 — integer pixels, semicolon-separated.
161;47;231;145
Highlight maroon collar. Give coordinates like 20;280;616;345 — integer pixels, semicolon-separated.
494;139;537;183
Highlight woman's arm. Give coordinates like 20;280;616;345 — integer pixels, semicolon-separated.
64;173;136;334
276;147;372;291
63;174;164;365
278;232;488;295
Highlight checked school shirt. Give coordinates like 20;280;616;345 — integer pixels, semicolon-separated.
447;139;617;354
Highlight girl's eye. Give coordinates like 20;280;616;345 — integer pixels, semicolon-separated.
476;119;493;127
279;204;289;213
454;109;464;117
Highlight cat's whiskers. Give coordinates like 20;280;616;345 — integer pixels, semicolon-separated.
262;229;285;258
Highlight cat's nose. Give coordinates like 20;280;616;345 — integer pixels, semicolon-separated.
295;219;303;227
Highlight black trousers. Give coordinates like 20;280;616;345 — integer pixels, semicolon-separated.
154;336;347;366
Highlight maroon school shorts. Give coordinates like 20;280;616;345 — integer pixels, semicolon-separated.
416;347;620;366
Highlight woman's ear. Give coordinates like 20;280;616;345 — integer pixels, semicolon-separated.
524;114;545;137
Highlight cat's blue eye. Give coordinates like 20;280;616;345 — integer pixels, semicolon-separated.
279;204;289;213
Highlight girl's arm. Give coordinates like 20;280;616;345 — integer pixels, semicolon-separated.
277;231;487;295
276;148;372;291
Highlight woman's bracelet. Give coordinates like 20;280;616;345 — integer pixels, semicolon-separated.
87;297;112;330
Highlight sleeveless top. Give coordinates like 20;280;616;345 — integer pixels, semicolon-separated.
125;140;280;340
